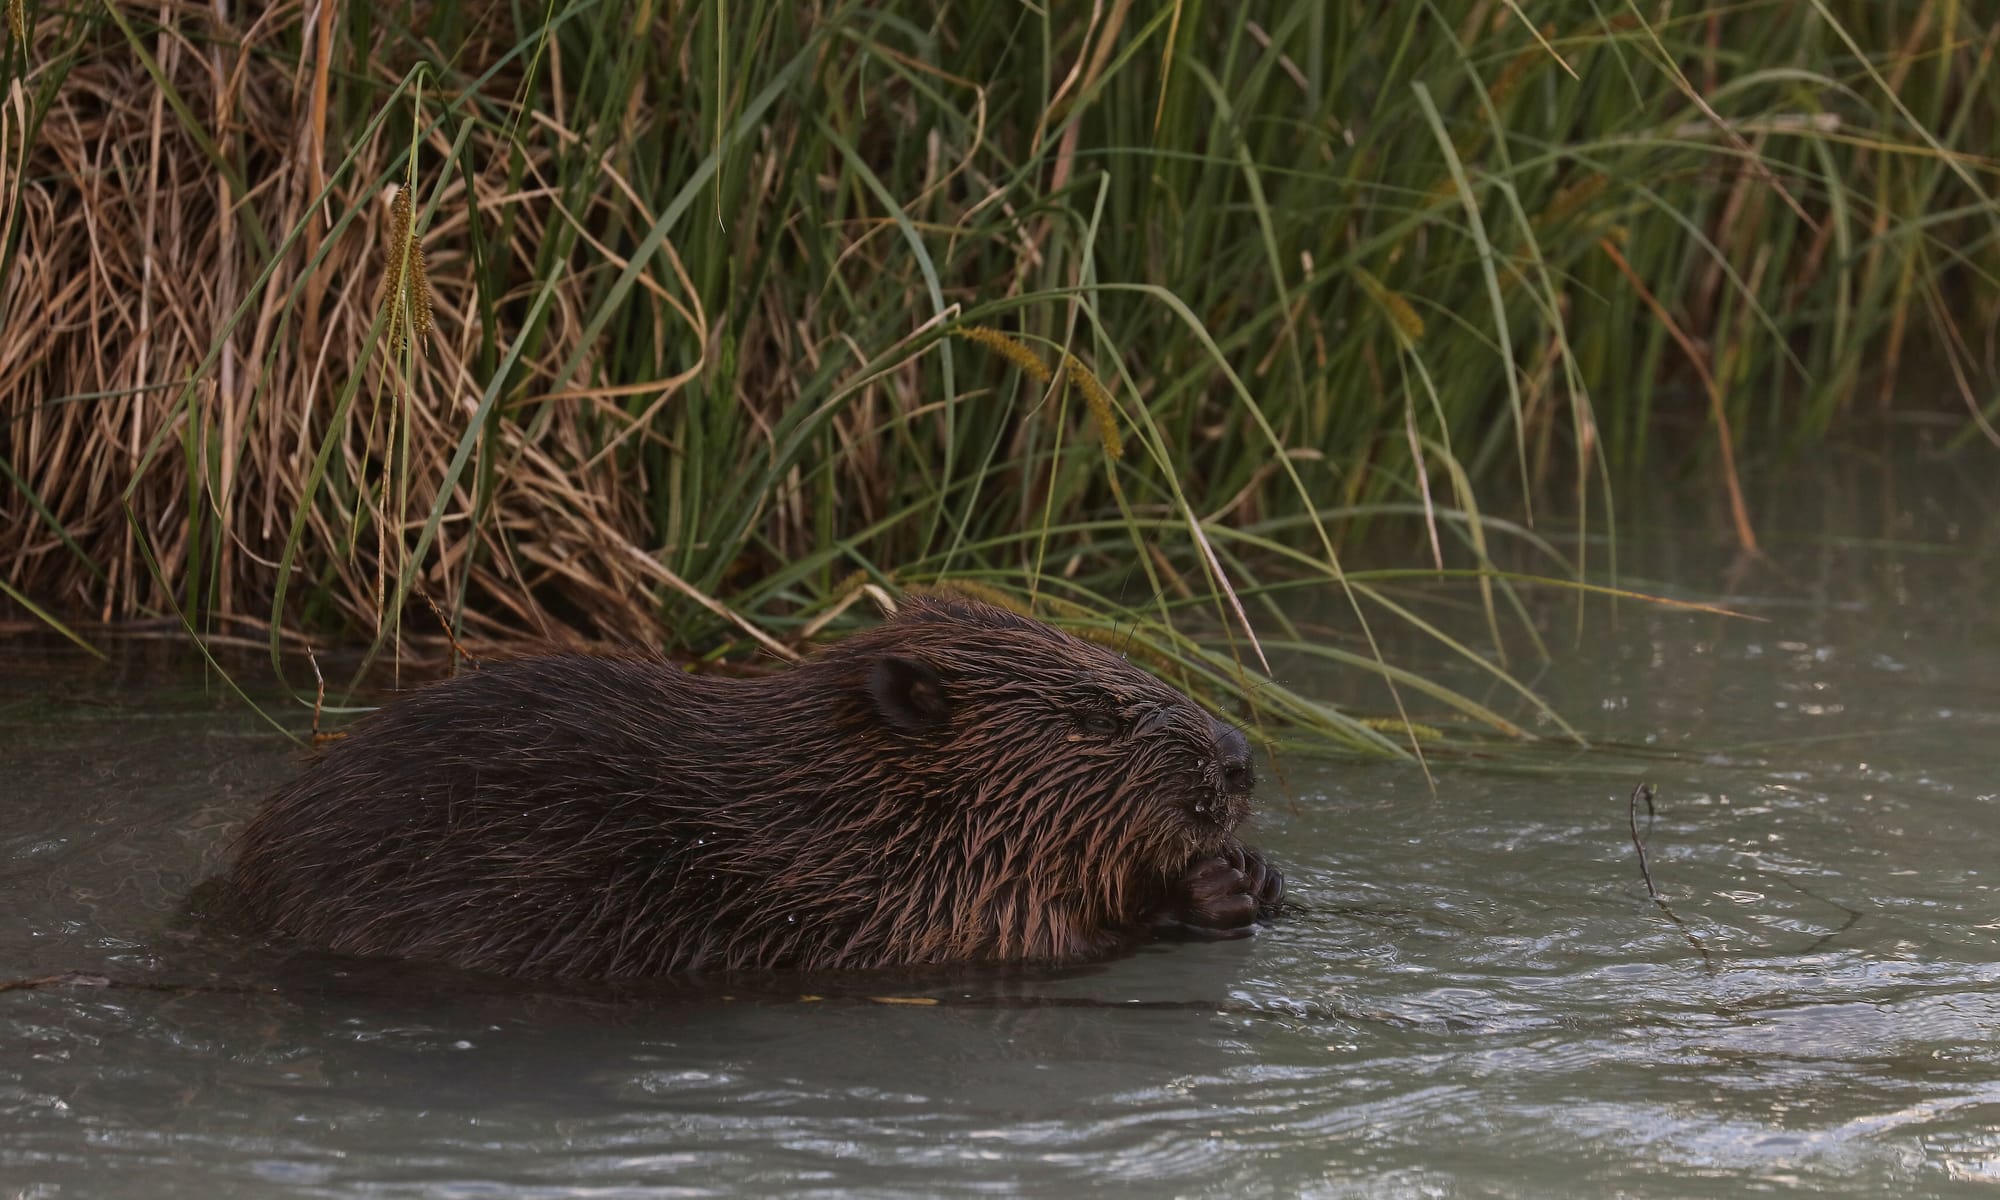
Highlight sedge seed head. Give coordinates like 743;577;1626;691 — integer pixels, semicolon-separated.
952;325;1053;384
1355;268;1425;344
375;185;434;354
1062;355;1124;460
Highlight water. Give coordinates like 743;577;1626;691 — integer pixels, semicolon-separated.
4;457;1998;1197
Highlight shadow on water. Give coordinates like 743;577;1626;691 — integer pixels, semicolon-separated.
4;447;2000;1197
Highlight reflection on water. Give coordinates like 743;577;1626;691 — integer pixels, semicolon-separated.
3;453;1998;1197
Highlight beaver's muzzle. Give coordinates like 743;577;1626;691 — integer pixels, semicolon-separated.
1214;721;1256;795
1187;719;1255;829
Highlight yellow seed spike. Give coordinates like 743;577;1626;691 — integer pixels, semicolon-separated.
1359;715;1443;742
1487;23;1558;107
952;325;1053;383
374;191;407;350
910;579;1032;615
1062;355;1123;460
6;0;23;46
1066;625;1183;676
1541;172;1607;230
1355;268;1425;344
376;185;434;354
831;569;871;600
408;248;433;342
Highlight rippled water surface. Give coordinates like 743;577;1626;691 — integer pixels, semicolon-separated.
4;458;1998;1197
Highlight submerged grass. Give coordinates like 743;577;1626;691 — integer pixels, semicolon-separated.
0;1;1995;752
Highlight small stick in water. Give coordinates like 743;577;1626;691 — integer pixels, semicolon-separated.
1627;782;1713;968
417;587;478;672
307;646;344;747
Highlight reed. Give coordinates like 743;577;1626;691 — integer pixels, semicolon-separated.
0;1;1993;751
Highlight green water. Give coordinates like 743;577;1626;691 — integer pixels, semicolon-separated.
2;454;1997;1197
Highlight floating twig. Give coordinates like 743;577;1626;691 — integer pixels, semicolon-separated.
1770;873;1865;955
306;645;345;747
418;588;477;672
1628;781;1659;896
1628;782;1713;969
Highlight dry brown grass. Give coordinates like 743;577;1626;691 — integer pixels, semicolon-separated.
0;3;732;656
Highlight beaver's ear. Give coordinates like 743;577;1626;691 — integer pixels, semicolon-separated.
868;656;951;733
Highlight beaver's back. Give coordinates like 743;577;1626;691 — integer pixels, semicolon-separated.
229;656;796;977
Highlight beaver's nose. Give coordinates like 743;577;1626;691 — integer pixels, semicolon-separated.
1215;722;1256;793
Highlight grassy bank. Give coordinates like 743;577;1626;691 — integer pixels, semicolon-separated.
1;1;1995;749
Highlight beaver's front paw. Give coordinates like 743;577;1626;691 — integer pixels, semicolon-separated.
1227;842;1285;919
1156;843;1285;940
1178;854;1259;933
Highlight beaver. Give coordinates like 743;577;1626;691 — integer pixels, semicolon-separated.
226;594;1284;979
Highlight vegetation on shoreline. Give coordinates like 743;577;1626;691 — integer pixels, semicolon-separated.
1;2;1994;750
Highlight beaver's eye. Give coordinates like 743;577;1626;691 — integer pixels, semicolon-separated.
1076;710;1121;738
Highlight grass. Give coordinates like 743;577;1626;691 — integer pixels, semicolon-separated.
0;1;1995;753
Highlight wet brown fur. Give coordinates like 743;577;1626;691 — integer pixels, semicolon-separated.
227;596;1282;979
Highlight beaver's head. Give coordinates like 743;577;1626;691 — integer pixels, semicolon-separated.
828;594;1258;868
